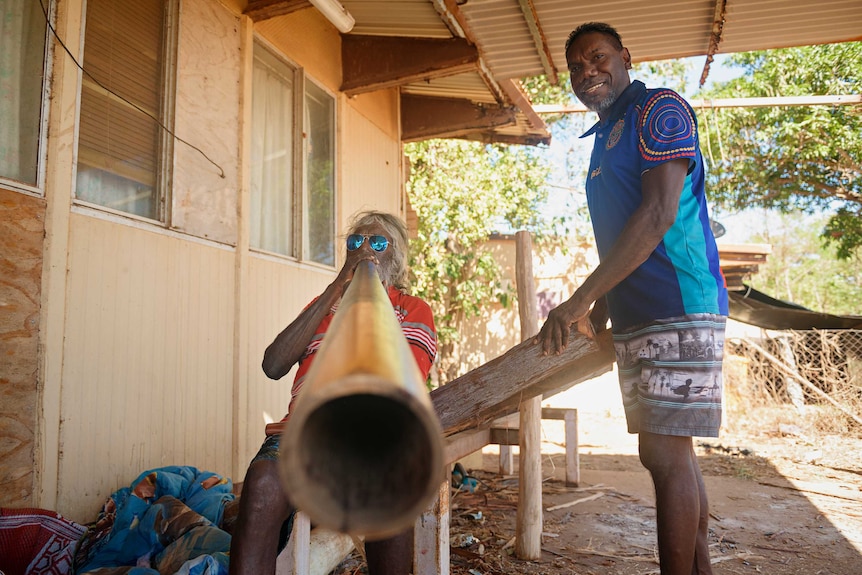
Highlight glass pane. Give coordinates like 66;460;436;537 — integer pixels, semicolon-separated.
0;0;47;187
250;45;294;256
75;0;164;220
304;81;335;266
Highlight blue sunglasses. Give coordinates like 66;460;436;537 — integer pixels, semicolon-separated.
346;234;390;252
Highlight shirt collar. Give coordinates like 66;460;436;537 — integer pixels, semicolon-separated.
580;80;647;138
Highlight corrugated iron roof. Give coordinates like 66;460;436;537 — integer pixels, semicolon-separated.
334;0;862;143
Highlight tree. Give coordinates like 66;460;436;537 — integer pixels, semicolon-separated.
746;212;862;315
405;139;564;384
697;42;862;259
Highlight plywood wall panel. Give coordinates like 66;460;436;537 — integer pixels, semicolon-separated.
0;189;45;507
171;0;242;244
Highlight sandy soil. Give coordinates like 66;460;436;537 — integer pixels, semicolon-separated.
335;367;862;574
440;372;862;575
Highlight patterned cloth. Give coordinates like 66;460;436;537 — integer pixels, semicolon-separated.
0;508;86;575
73;466;235;575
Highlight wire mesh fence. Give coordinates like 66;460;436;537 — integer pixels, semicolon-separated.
725;329;862;430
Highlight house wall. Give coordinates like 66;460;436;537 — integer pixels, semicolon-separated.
0;189;45;507
0;0;407;522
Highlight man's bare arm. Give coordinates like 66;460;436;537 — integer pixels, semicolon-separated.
537;158;689;354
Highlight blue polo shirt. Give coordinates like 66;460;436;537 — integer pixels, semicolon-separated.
581;80;728;331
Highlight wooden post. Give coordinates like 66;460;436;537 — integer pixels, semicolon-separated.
414;479;450;575
514;231;542;559
564;409;579;487
499;444;514;475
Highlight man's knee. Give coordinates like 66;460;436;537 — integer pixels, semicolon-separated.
242;460;289;515
638;432;693;476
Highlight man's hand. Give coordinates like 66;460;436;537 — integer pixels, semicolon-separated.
335;251;379;292
535;296;595;356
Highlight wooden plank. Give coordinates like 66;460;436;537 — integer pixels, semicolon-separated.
341;36;478;95
430;328;614;437
489;428;520;446
444;428;491;464
265;329;614;440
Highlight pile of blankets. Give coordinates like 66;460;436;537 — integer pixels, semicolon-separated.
1;466;237;575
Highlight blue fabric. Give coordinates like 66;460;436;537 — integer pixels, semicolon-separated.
581;80;728;331
76;466;235;575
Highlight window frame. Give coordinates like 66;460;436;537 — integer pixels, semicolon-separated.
250;37;338;268
71;0;179;225
0;0;54;196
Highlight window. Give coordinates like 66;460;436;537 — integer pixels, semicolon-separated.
251;42;335;265
0;0;49;190
75;0;176;220
303;81;335;266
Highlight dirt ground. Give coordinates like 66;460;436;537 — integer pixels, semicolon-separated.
339;365;862;575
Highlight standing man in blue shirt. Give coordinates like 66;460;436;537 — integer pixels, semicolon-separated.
537;22;728;575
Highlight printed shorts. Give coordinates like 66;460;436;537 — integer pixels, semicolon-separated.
252;433;281;463
613;313;726;438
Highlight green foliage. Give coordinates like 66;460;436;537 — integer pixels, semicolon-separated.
697;42;862;259
746;212;862;315
405;139;561;382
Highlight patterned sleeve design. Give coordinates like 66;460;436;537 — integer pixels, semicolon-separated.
638;89;697;166
393;293;438;380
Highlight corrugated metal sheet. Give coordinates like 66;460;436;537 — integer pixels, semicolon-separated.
341;0;451;37
401;72;499;103
334;0;860;144
458;0;862;80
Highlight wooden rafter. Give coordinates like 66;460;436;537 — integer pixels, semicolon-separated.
401;94;516;142
244;0;311;21
341;35;478;96
700;0;728;87
516;0;558;85
499;78;548;133
534;94;862;114
430;0;506;104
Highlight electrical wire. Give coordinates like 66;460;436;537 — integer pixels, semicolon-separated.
36;0;226;178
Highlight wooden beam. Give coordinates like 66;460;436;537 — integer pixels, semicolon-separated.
499;79;548;133
459;131;551;147
401;94;517;142
341;35;478;96
516;0;558;84
430;328;614;437
700;0;728;87
244;0;311;22
535;94;862;114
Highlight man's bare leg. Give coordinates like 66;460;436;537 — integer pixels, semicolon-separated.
229;459;293;575
691;447;713;575
639;431;713;575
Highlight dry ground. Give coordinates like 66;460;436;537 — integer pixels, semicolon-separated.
336;360;862;575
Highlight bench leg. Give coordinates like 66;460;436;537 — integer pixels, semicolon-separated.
564;409;580;487
414;479;450;575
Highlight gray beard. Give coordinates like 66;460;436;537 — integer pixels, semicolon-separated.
585;89;618;114
377;260;397;287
